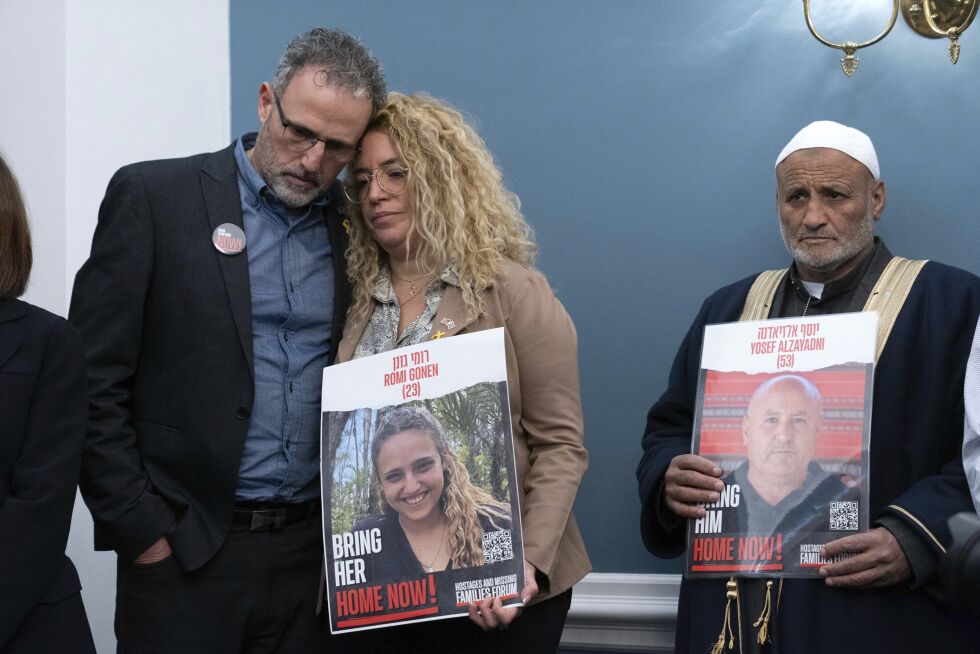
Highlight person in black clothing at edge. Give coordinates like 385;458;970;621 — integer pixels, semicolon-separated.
0;152;96;653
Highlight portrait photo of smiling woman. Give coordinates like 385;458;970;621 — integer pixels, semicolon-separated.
351;404;512;581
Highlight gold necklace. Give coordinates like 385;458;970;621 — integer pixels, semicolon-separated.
391;273;435;296
393;273;434;307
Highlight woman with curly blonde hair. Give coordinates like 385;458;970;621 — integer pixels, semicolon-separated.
334;93;590;652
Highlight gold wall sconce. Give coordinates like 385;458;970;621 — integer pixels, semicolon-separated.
804;0;978;76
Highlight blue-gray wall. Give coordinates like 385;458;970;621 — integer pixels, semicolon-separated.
231;1;980;574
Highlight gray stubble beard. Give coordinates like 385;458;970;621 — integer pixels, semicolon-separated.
781;207;875;276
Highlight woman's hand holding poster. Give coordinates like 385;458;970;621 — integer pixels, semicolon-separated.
320;329;525;633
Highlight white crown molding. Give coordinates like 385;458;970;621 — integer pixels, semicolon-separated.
560;572;680;652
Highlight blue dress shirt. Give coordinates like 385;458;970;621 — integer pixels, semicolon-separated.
233;134;334;501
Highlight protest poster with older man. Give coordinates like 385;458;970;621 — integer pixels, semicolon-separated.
685;312;875;578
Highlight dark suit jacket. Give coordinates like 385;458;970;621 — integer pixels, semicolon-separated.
69;141;351;571
0;298;88;647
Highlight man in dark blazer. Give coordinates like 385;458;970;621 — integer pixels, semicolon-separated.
69;28;385;652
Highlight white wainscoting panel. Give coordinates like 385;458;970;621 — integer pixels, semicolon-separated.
561;573;680;652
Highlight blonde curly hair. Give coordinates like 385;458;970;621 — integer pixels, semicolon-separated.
344;92;537;323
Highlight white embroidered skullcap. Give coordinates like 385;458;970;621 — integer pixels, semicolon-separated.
774;120;879;181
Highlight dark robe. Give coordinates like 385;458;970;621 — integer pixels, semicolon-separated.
637;259;980;653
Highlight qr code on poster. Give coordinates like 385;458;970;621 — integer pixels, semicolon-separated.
830;501;859;530
482;529;514;564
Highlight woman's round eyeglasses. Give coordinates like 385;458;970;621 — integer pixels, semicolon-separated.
343;162;409;204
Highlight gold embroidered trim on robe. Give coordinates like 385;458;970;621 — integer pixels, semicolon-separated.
738;256;927;364
862;257;928;362
738;270;787;322
887;504;946;554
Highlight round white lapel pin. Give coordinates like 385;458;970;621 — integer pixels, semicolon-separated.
212;223;246;255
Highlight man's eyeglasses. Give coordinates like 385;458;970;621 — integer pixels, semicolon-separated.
272;91;358;163
343;162;409;204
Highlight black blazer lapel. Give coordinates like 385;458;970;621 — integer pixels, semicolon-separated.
200;146;254;375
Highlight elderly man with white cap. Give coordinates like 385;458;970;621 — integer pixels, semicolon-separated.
637;121;980;653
